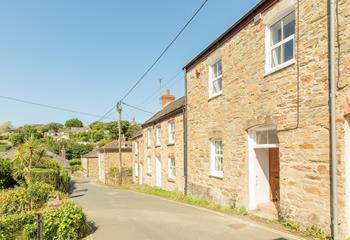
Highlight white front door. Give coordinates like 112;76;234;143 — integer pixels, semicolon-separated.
156;157;162;187
139;164;143;184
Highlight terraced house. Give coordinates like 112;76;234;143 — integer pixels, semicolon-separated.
184;0;350;238
133;90;185;193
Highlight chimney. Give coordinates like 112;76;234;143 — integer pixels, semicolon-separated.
160;90;175;108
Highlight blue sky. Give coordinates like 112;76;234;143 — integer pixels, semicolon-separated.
0;0;259;127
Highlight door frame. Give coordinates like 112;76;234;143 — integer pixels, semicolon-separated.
248;127;279;210
155;157;162;187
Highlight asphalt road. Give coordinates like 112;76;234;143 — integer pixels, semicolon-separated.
70;178;304;240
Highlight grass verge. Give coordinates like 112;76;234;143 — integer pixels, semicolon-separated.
107;183;329;239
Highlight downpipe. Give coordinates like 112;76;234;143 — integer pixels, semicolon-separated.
328;0;338;239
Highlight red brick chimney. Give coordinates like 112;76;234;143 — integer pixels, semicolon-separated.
160;90;175;108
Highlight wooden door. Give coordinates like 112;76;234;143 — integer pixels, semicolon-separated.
269;148;280;202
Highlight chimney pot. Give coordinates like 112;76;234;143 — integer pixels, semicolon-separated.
160;89;175;108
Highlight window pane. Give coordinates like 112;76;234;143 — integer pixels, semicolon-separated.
256;130;268;145
283;39;294;62
212;60;222;78
212;78;222;94
267;129;279;144
283;12;295;39
271;46;281;68
271;21;282;46
217;61;222;76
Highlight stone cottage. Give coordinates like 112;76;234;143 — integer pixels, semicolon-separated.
98;139;132;183
184;0;350;238
81;149;99;177
133;90;186;193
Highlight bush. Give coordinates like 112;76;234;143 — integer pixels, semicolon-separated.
28;167;70;193
0;158;16;189
0;145;9;152
0;211;36;239
23;202;87;240
28;168;59;188
69;159;81;166
0;182;55;215
65;118;83;128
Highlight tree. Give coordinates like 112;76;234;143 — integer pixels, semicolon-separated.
65;118;83;128
0;121;13;133
126;123;141;140
89;121;104;131
9;125;42;146
42;122;63;133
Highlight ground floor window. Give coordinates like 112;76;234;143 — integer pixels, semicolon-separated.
147;157;151;174
168;157;176;180
134;163;138;177
210;138;223;178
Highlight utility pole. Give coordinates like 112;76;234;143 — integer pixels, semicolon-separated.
117;101;123;185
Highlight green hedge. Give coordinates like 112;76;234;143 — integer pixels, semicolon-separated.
0;145;9;153
69;159;81;166
0;182;55;215
0;158;16;189
0;211;36;240
0;202;87;240
28;167;70;193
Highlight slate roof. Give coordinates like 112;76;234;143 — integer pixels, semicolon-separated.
142;97;185;128
99;140;132;151
81;149;99;158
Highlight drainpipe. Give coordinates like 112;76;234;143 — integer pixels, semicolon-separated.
183;69;188;195
328;0;338;239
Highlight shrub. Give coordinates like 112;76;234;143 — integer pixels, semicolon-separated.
0;211;36;239
28;168;59;188
71;165;82;173
69;159;81;166
65;118;83;128
0;182;55;215
58;168;70;193
23;202;87;240
0;158;16;189
0;145;9;152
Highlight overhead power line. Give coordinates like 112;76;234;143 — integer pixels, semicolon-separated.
120;0;209;101
121;101;155;115
0;95;114;120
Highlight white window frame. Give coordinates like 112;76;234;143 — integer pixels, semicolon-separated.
147;157;152;174
156;126;161;146
210;138;223;178
208;60;222;99
134;163;138;177
134;142;138;156
168;121;176;144
168;156;176;180
147;128;151;147
250;125;279;149
265;10;296;74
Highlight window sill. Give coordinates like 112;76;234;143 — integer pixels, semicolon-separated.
147;173;152;176
208;92;222;102
265;59;295;77
168;178;176;183
167;142;175;146
155;145;161;148
209;172;223;179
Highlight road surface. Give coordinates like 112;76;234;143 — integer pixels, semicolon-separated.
70;178;304;240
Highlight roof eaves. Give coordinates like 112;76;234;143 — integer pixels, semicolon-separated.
183;0;277;71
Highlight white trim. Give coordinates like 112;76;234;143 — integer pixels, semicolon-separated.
208;60;222;99
147;157;152;174
265;10;296;74
168;121;176;144
168;157;176;180
156;126;161;146
209;139;223;178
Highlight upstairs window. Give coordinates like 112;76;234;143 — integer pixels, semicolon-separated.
210;139;223;178
168;157;176;180
147;129;151;147
168;121;176;144
134;142;138;156
209;60;222;98
156;127;161;146
266;11;295;73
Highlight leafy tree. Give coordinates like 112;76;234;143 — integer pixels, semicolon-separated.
63;140;93;160
126;123;141;140
9;125;42;146
42;122;63;133
89;121;104;131
65;118;83;128
0;121;13;133
0;158;16;189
